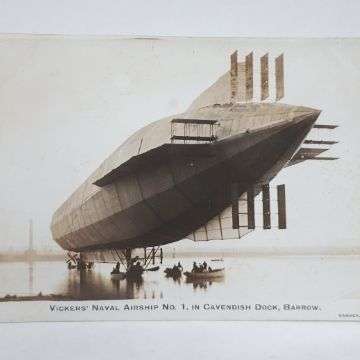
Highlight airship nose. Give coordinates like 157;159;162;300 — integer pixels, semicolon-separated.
291;106;321;127
270;106;321;149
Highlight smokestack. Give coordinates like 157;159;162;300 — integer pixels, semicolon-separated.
29;219;34;254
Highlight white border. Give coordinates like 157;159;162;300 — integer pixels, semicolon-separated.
0;0;360;359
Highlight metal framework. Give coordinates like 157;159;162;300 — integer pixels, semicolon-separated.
171;118;218;144
112;247;163;271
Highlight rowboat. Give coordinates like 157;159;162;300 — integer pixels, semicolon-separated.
110;272;126;280
164;267;182;278
184;268;225;280
125;268;144;279
111;269;143;279
146;266;160;272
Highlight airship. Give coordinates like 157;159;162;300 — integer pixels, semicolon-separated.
51;51;337;268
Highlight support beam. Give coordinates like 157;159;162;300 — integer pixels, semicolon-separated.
125;248;132;269
304;156;338;160
231;183;239;229
114;249;126;268
304;140;338;145
247;187;255;229
277;184;287;229
313;124;338;129
262;184;271;229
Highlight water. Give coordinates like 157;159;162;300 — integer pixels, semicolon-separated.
0;256;359;301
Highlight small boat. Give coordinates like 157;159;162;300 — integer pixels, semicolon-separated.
184;268;225;280
111;264;152;279
111;272;126;280
145;266;160;272
126;267;144;279
164;267;182;278
111;268;144;279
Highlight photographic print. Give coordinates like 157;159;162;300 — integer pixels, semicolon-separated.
0;35;359;322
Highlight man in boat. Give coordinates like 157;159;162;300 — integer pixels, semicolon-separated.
128;261;144;276
192;262;199;273
112;261;121;274
169;263;181;277
202;261;208;271
177;261;183;271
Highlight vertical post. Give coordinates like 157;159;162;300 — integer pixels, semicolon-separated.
29;219;34;256
160;248;163;264
152;247;155;265
247;187;255;229
125;248;132;270
79;252;84;269
28;220;34;294
231;183;239;229
262;184;271;229
277;184;287;229
28;262;34;295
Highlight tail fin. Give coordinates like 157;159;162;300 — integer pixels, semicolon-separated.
275;54;285;101
187;51;285;112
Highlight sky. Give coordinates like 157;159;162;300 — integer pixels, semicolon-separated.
0;35;359;252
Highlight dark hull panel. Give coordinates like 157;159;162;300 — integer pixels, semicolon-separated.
54;113;316;251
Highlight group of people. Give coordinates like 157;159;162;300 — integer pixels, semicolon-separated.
67;260;94;270
171;262;183;272
111;259;214;276
192;261;212;273
164;261;183;277
111;261;144;276
128;261;144;275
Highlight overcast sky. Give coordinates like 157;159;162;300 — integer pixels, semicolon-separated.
0;36;359;251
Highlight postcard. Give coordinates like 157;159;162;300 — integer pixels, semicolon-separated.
0;35;359;322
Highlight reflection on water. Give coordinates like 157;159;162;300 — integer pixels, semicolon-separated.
187;278;223;291
1;256;360;301
64;269;149;300
59;258;224;300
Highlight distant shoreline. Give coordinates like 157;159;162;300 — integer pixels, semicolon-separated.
0;293;73;302
0;254;65;262
1;252;360;264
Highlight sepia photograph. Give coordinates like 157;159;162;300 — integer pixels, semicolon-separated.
0;35;359;322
